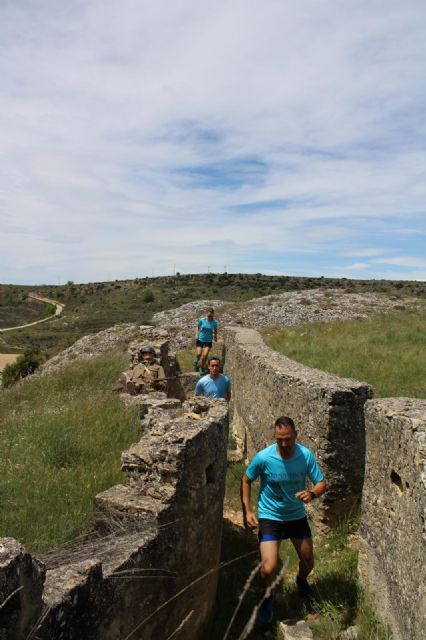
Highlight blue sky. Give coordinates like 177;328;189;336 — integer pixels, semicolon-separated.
0;0;425;284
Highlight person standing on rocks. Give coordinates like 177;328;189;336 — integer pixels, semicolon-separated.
193;308;218;373
126;346;166;395
194;356;231;401
241;416;326;623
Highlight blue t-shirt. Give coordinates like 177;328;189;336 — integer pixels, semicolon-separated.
195;373;231;399
197;317;218;343
246;443;324;522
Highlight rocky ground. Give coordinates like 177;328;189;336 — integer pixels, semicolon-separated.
152;289;415;351
37;323;139;376
35;289;418;374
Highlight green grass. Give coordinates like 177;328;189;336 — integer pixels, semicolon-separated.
263;310;426;398
176;347;197;372
0;351;140;552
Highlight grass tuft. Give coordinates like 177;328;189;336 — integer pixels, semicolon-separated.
0;351;140;552
263;310;426;398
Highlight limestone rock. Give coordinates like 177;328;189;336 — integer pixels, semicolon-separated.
0;537;45;640
279;619;313;639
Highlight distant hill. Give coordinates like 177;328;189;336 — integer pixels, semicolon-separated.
0;273;424;356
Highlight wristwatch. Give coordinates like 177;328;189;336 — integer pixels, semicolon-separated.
309;491;317;500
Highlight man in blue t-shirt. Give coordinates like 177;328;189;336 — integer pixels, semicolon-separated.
241;416;326;622
194;308;218;373
194;356;231;401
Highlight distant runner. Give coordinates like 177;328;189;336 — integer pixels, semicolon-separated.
193;308;218;373
241;416;327;623
194;356;231;401
126;346;166;395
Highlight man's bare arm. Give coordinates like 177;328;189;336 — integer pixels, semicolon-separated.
241;474;258;529
295;480;327;504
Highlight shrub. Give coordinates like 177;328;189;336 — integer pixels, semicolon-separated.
142;289;155;303
2;349;44;387
43;303;56;317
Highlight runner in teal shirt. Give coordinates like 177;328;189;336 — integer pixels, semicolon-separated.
241;416;327;622
246;442;324;522
194;307;218;372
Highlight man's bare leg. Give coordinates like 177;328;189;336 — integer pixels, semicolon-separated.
260;540;281;587
258;540;280;622
291;537;315;598
199;346;210;369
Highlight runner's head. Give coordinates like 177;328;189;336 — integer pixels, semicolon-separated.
208;355;221;378
274;416;297;455
206;308;215;321
140;346;156;363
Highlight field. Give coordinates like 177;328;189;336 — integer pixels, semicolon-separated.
263;309;426;398
0;351;140;552
1;274;424;358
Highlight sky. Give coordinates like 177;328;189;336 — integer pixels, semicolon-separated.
0;0;425;285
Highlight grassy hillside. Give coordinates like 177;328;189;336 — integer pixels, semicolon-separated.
0;351;140;552
1;274;425;357
0;288;47;329
263;309;426;398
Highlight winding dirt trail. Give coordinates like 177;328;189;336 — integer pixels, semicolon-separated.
0;294;65;333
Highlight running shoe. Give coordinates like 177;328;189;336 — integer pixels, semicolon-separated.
192;358;199;371
295;575;314;599
258;595;273;623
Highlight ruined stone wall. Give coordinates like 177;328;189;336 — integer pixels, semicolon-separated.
359;398;426;640
0;328;228;640
223;326;373;527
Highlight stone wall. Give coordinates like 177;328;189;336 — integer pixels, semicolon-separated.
0;328;229;640
359;398;426;640
223;326;373;527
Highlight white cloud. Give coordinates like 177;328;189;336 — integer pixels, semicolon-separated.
373;256;426;269
345;263;370;270
0;0;425;283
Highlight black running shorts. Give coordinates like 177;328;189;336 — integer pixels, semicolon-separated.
196;339;212;348
258;516;312;542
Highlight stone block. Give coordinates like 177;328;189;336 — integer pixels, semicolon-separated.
223;326;372;527
280;619;313;639
0;538;45;640
359;398;426;640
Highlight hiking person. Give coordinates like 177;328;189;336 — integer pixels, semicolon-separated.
193;308;218;373
194;356;231;401
126;346;166;395
241;416;327;623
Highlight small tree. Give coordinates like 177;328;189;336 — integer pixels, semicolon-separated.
142;289;155;303
2;349;44;388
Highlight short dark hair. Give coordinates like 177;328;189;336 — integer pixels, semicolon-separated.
208;355;221;363
207;308;214;314
274;416;296;432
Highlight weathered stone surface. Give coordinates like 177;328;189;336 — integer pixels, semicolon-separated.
0;538;45;640
339;625;359;639
119;392;181;416
128;326;170;368
152;290;416;351
280;619;314;639
359;398;426;640
223;326;373;528
170;371;201;400
7;402;228;640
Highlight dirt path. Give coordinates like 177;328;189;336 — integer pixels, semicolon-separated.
0;294;64;333
0;354;19;372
